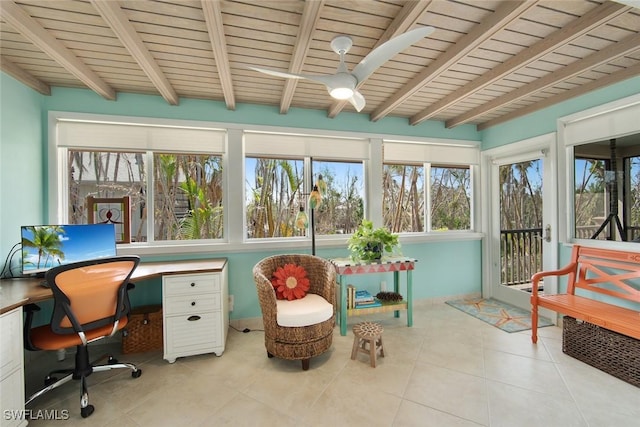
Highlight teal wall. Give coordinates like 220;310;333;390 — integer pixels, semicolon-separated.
2;70;639;320
480;75;640;150
124;239;482;320
0;74;43;271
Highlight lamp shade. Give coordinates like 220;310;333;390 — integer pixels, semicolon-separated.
295;206;308;230
316;174;327;196
308;185;322;210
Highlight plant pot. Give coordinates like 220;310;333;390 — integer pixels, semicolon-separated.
364;243;383;260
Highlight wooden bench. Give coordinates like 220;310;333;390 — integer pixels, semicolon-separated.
530;245;640;344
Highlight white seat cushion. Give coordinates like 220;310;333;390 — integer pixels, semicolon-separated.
276;294;333;327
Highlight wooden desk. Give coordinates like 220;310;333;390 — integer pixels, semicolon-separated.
0;258;228;423
329;257;416;336
0;259;227;314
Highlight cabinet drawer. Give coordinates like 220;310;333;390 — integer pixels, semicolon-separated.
0;308;23;380
163;273;220;296
0;369;26;427
164;312;221;351
163;294;220;316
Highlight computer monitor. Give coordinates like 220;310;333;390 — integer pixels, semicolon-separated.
21;224;117;277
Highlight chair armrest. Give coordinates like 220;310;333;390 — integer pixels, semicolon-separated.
531;262;576;297
23;303;41;351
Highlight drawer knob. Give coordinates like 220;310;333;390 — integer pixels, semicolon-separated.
187;315;201;322
190;282;196;287
191;301;196;306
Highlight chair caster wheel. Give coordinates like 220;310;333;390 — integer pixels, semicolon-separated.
107;356;118;364
44;376;57;387
132;369;142;378
81;404;94;418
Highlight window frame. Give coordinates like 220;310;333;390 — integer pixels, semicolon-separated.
558;93;640;249
49;112;482;256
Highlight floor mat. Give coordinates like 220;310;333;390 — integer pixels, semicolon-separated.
445;297;553;333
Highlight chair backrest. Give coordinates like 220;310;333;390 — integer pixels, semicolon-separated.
253;254;336;301
45;256;140;335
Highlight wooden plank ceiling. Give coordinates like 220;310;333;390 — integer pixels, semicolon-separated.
1;0;639;130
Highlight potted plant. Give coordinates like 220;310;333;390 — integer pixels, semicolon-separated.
347;219;401;261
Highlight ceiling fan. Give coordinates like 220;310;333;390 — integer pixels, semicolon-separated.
248;26;435;112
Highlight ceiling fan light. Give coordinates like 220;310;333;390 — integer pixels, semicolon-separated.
329;87;354;100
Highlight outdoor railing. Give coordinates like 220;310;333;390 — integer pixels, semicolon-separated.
501;225;640;287
500;228;542;286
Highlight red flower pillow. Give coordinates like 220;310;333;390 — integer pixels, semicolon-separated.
271;264;310;300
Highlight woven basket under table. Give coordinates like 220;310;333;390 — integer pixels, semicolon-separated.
562;316;639;387
122;305;163;354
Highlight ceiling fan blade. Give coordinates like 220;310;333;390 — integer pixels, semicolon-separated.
248;66;340;87
348;91;366;112
351;26;435;84
248;66;306;80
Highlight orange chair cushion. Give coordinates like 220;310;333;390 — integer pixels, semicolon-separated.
29;316;129;350
271;264;310;300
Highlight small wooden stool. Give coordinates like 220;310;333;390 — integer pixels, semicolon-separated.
351;322;385;367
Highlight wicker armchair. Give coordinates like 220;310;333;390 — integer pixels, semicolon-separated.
253;254;336;370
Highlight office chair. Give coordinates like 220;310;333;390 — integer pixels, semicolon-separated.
24;256;143;418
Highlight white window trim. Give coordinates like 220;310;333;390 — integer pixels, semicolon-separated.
49;111;482;256
557;93;640;250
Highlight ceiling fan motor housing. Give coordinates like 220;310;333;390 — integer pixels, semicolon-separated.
330;35;353;54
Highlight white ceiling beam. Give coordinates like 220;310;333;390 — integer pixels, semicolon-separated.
410;1;631;125
477;62;640;131
202;0;235;110
0;55;51;95
280;0;325;114
370;0;536;122
0;0;115;100
447;33;640;128
91;0;178;105
327;0;432;118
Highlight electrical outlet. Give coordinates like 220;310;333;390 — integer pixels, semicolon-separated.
229;294;234;311
380;281;387;292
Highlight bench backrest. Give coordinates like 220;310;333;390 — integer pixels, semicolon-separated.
568;245;640;304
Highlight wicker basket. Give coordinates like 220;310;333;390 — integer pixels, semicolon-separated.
562;316;639;387
122;305;163;354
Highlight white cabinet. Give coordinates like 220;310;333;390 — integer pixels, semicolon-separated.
1;307;28;427
162;266;228;363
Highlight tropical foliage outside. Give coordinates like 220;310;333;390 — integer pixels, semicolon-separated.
499;160;543;286
382;164;471;232
68;150;223;242
575;155;640;241
245;158;364;238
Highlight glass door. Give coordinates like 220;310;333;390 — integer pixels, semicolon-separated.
484;136;558;311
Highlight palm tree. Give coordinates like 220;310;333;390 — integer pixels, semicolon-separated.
21;226;66;269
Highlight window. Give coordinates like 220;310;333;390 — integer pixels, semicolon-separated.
244;157;364;239
383;164;424;232
627;156;640;240
558;93;640;245
55;117;226;243
382;140;478;234
68;150;224;242
312;160;364;235
153;153;223;240
244;131;369;241
574;156;607;240
431;165;471;231
245;157;304;239
383;163;471;232
68;150;146;241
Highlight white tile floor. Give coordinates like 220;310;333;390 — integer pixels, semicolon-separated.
23;303;640;427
